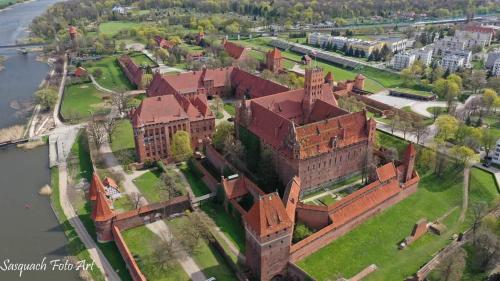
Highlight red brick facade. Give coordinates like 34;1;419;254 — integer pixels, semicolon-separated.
266;48;283;73
117;55;143;88
130;93;215;163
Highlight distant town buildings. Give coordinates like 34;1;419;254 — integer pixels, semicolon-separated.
454;24;495;49
433;37;466;57
485;49;500;69
392;52;416;70
491;139;500;165
307;33;395;57
492;59;500;77
441;55;465;73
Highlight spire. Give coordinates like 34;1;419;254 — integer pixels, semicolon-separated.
91;189;114;222
89;173;104;201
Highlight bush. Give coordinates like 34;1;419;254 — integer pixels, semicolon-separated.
293;223;314;243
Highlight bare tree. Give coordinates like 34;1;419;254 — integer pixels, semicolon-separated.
131;192;144;209
150;236;177;270
112;92;131;117
102;116;117;143
156;173;179;200
472;202;488;236
412;118;429;145
435;247;467;281
87;119;105;148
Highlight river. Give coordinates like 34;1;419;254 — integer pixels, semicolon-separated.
0;1;82;280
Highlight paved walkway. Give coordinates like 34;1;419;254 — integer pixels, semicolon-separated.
459;168;470;222
58;148;120;280
53;57;67;127
89;74;116;94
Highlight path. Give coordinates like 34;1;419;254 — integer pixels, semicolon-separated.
58;143;120;281
89;74;116;94
459;168;470;222
98;142;207;281
142;49;185;73
53;57;68;127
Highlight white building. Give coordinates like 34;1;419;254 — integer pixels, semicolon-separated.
433;37;466;57
454;26;494;49
413;48;433;66
492;59;500;77
379;37;409;53
441;55;465;73
491;139;500;165
486;49;500;69
392;52;416;70
308;32;331;48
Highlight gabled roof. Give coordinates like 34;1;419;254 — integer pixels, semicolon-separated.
267;48;282;59
222;175;265;200
131;95;189;127
325;71;334;82
244;192;292;237
91;189;115;222
376;162;397;182
283;176;301;223
223;40;248;60
89;173;105;201
103;177;118;188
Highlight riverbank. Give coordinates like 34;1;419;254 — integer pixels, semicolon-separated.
0;0;31;12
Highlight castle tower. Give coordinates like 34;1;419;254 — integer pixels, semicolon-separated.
68;26;77;41
366;116;377;144
354;74;366;90
266;48;283;73
88;173;104;201
282;176;301;223
244;193;293;281
303;67;324;122
91;189;115;243
403;143;416;182
324;71;334;86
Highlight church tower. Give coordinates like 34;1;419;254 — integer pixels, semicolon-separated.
303;67;324;122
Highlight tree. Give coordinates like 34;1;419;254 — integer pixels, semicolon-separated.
417;147;436;173
150;237;176;271
447;74;463;90
223;135;244;164
481;128;496;160
87;119;105;148
472;202;488;235
449;145;478;167
482;88;498;115
157;173;179;200
35;88;58;111
435;115;459;141
433;247;467;281
102;116;116;143
111;92;131;117
433;78;460;111
292;223;313;243
141;73;153;89
92;68;103;79
412;117;429;145
178;211;214;253
131;192;144;209
170;131;193;162
212;122;233;152
154;48;169;63
468;70;487;95
258;148;280;193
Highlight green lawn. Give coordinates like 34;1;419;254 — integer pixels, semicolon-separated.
201;201;246;252
167;217;238;281
469;167;499;202
179;161;211;197
376;130;409;157
130;52;157;68
302;173;362;200
390;87;433;97
110;119;136;167
98;21;141;36
133;169;165;203
85;56;134;92
69;132;93;182
223;103;236;116
233;38;403;93
122;225;190;281
61;83;110;121
113;195;135;212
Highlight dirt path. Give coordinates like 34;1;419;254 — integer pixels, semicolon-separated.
459;168;470;222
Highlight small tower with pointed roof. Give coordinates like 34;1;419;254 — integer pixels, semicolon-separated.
324;71;334;86
354;73;366;90
91;189;115;243
243;192;293;281
403;143;416;182
266;48;283;73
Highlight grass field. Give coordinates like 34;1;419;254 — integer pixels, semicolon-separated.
390;87;433;97
297;166;498;281
122;225;190;281
61;83;110;121
130;52;157;67
179;162;211;197
376;130;409;157
86;56;134;91
201;201;246;252
223;103;236;116
133;169;166;203
233;38;404;93
98;21;141;36
167;216;238;281
110;119;136;167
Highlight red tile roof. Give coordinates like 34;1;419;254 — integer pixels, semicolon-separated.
131;93;213;127
376;162;397;182
325;72;334;83
68;26;77;34
244;192;293;237
404;143;416;160
91;189;115;222
231;68;289;98
283;176;301;223
223;40;249;60
89;173;105;201
463;25;495;34
103;177;118;188
118;55;143;86
327;163;400;228
222;175;266;200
